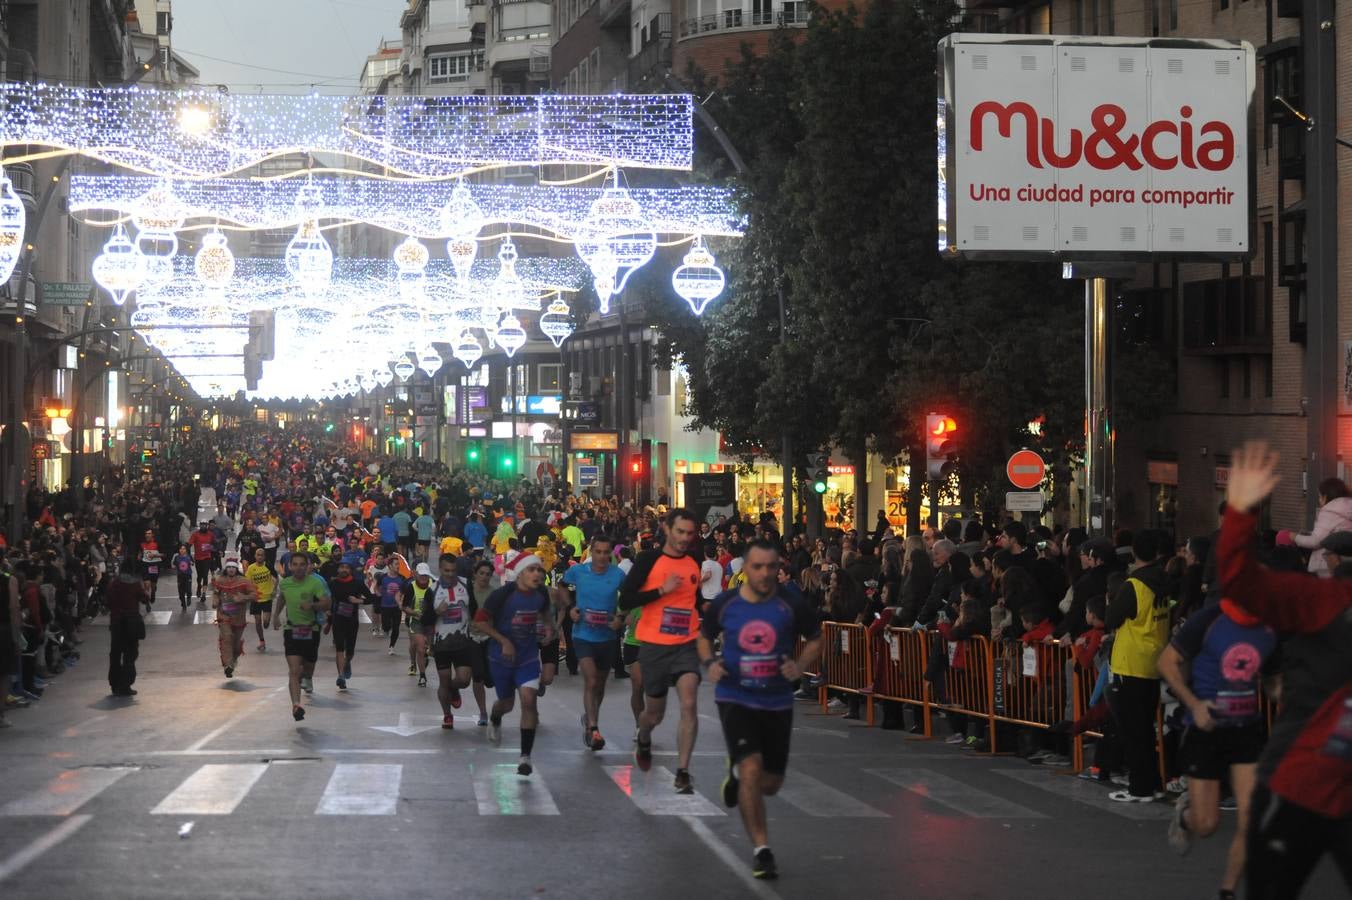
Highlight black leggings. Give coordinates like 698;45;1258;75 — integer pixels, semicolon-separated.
177;574;192;604
1246;784;1352;899
382;608;400;646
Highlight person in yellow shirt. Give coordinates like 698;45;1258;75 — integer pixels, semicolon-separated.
245;547;277;652
439;533;464;559
491;520;516;556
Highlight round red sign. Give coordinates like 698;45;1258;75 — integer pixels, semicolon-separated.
1006;450;1046;490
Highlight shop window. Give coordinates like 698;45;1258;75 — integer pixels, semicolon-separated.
1149;482;1177;543
537;363;561;393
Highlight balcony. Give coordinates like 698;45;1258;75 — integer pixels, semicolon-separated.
678;3;808;39
628;29;672;89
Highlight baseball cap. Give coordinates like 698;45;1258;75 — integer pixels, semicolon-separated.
415;562;432;577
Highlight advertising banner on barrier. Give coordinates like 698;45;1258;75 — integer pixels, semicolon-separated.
939;34;1254;260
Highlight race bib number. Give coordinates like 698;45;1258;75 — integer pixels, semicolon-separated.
442;607;465;624
336;601;355;617
1323;696;1352;761
1214;689;1259;722
291;625;313;640
1022;646;1038;678
220;602;239;616
738;654;780;688
659;607;692;637
583;608;611;628
146;564;159;576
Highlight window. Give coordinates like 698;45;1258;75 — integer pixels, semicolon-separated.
1182;275;1270;351
428;54;474;83
1168;0;1178;29
157;11;171;35
538;364;561;393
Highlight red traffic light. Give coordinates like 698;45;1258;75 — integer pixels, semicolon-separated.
930;415;957;436
630;454;643;475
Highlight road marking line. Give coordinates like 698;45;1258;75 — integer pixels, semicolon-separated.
185;686;285;752
995;769;1173;820
470;763;560;815
773;771;888;818
866;768;1047;818
145;610;173;625
0;768;138;817
0;815;91;884
791;725;848;738
679;816;780;900
316;764;401;815
193;610;215;625
151;764;269;815
606;765;725;816
63;714;108;738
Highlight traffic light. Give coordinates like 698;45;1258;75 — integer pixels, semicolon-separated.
926;413;958;480
324;423;334;433
466;441;481;467
806;452;829;494
630;453;644;477
500;453;514;473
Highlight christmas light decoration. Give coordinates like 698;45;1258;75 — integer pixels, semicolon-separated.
494;313;528;358
91;224;147;305
538;297;574;348
393;357;415;382
416;345;442;377
194;229;234;289
0;173;27;285
453;330;483;369
670;237;725;315
285;219;333;295
0;85;696;176
575;177;657;296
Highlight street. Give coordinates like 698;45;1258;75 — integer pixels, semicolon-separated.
3;583;1338;899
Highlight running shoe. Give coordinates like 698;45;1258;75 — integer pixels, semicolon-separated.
1042;754;1073;768
517;756;533;776
721;761;740;808
336;677;347;691
442;715;454;730
488;717;502;745
1166;777;1188;795
292;705;305;721
752;848;778;880
1219;796;1237;811
635;735;653;772
417;674;428;687
1109;790;1164;803
673;769;694;794
1168;790;1192;856
257;642;266;652
1077;766;1103;781
301;677;313;694
388;647;396;656
962;735;979;750
408;664;417;676
477;717;488;727
590;729;606;752
224;666;234;678
343;664;352;680
945;733;965;744
1027;749;1053;763
449;687;462;709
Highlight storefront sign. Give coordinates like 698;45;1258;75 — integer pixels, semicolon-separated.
939;35;1253;259
577;465;599;488
41;282;92;305
685;473;736;526
570;431;619;451
1147;460;1179;485
885;490;906;528
828;464;855;476
527;395;562;415
1214;465;1230;487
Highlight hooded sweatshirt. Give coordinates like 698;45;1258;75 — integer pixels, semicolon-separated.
1292;495;1352;576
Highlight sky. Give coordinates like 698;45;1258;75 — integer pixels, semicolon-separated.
172;0;405;95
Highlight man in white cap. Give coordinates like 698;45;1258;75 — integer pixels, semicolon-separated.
401;562;436;686
213;551;258;679
473;554;554;775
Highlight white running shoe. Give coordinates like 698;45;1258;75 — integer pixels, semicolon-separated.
488;719;501;745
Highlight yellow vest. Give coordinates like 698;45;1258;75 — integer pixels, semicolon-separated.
1110;576;1170;678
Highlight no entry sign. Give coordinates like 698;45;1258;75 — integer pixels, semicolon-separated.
1007;450;1046;490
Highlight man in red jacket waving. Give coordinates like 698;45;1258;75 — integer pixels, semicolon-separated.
1219;441;1351;899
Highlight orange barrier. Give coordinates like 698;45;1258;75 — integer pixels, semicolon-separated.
818;622;872;724
871;626;928;716
917;631;997;744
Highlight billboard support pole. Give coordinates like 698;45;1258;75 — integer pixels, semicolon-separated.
1085;276;1114;537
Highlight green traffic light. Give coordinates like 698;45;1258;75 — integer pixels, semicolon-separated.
501;457;513;471
468;448;479;461
324;423;334;432
394;436;405;446
812;480;828;494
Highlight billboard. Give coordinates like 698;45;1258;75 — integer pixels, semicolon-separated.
939;34;1254;260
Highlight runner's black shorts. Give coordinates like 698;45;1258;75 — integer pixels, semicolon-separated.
539;639;560;667
330;617;358;655
283;628;320;663
194;559;212;581
622;643;640;667
432;636;484;679
473;639;494;687
573;638;617;672
718;702;794;775
249;599;272;616
1179;722;1265;780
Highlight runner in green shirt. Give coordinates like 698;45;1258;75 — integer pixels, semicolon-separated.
274;553;331;721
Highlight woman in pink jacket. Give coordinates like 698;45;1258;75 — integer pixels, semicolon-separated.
1288;478;1352;576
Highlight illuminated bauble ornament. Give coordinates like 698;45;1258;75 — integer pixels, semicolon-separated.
453;331;482;369
91;224;147;305
394;236;429;301
285;219;333;295
480;304;500;348
491;237;528;311
194;230;235;289
359;373;377;393
293;178;325;221
416;346;442;378
670;237;725;316
439;179;485;239
0;173;27;284
375;367;395;388
539;297;573;348
392;357;415;382
132;184;185;234
575;180;656;295
495;313;527;358
447;236;476;282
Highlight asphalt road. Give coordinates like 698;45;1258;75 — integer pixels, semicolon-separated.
0;501;1340;898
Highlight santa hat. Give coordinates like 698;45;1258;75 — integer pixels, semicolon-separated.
502;553;543;582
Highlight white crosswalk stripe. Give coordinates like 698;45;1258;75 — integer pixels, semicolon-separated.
151;764;269;815
866;768;1047;818
606;766;725;816
995;769;1172;820
316;764;401;815
0;768;139;817
471;763;560;815
773;771;888;818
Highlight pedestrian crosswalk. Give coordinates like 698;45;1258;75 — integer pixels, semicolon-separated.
0;760;1164;822
94;608;378;626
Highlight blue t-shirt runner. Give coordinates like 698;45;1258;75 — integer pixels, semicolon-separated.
701;585;821;712
562;562;625;645
477;584;550;699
